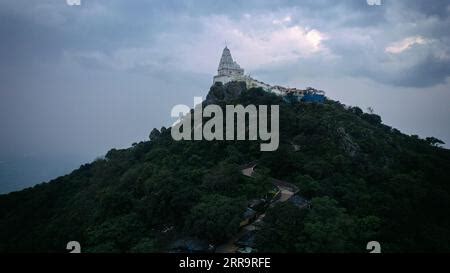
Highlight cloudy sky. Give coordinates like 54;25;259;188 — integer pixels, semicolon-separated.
1;0;450;193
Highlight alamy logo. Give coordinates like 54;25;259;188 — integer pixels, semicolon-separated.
66;241;81;253
367;241;381;253
66;0;81;6
366;0;382;6
171;97;279;151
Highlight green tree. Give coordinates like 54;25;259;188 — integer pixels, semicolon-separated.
185;194;245;243
149;128;161;141
297;197;357;252
295;175;320;199
130;238;158;253
201;162;242;196
425;137;445;147
256;202;307;253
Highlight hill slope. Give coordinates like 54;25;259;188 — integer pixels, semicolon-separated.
1;82;450;253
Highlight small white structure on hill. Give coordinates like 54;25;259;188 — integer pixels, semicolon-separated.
213;46;245;84
212;46;326;103
213;47;272;89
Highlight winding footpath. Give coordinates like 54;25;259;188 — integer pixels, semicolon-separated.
215;162;301;253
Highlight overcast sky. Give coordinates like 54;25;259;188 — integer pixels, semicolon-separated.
1;0;449;193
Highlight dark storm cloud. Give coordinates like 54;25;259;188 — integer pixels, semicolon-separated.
312;0;450;88
396;0;450;19
1;0;448;87
390;55;450;88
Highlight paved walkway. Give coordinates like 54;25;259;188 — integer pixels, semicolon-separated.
278;187;295;202
215;163;298;253
241;164;257;177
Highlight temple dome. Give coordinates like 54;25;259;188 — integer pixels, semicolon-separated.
217;47;244;76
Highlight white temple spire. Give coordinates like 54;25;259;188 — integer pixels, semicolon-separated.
213;47;245;84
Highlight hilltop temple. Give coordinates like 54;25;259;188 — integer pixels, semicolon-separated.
213;46;245;85
212;47;325;103
213;47;271;90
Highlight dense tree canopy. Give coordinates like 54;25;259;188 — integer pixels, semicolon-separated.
1;83;449;252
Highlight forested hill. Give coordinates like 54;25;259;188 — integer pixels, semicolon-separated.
1;82;450;253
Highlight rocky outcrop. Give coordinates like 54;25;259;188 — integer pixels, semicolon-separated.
337;127;360;157
205;81;247;104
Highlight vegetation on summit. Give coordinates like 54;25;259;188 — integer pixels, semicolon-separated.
1;83;449;253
